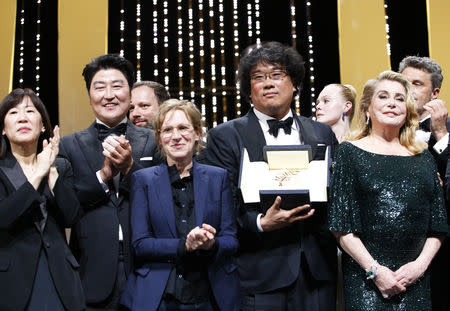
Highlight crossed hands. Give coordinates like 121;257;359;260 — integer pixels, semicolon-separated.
185;224;216;252
375;261;425;299
260;196;314;232
99;135;133;183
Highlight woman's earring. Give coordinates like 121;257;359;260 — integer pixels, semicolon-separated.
365;116;370;125
342;113;346;120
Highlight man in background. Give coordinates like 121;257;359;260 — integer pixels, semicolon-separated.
400;56;450;311
129;81;170;128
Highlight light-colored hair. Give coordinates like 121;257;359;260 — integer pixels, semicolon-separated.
347;70;426;154
153;99;205;157
327;83;357;122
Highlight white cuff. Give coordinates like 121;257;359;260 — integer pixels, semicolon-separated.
433;133;449;154
96;170;110;193
256;213;264;232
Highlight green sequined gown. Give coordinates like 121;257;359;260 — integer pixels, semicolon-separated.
329;142;447;311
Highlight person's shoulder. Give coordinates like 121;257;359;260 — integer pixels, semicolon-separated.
196;161;227;175
209;116;247;133
298;115;332;132
133;163;164;179
60;125;93;144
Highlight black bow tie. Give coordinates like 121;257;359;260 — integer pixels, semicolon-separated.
95;122;127;141
267;117;293;138
418;119;430;132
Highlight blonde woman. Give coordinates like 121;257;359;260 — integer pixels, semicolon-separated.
329;71;447;310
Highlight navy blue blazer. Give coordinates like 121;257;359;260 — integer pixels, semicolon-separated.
121;161;239;311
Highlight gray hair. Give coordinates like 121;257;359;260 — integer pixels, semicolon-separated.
398;56;443;90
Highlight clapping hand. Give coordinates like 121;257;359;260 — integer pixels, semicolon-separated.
185;224;216;252
99;135;133;183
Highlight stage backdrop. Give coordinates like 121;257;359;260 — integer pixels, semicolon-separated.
3;0;450;135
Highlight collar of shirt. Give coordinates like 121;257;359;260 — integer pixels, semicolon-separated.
253;108;301;145
95;117;128;128
419;115;431;123
168;163;194;186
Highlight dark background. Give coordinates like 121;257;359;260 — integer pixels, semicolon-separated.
13;0;429;129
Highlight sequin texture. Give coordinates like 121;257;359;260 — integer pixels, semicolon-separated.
329;142;447;311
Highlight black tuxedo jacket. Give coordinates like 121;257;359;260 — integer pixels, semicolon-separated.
422;118;450;230
59;120;158;304
0;153;85;311
202;108;338;294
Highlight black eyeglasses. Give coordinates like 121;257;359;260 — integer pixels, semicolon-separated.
250;70;288;83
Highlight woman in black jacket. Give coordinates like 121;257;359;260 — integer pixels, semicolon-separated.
0;88;85;311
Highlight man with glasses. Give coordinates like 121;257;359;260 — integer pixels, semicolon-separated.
202;41;338;311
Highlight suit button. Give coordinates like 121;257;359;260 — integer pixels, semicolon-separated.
178;274;183;279
46;242;50;248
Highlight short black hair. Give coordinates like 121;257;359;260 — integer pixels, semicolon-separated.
82;54;135;92
0;88;53;159
237;41;305;101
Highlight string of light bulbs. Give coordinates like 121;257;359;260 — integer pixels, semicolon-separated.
305;1;316;119
232;0;241;117
218;0;228;123
18;1;25;87
136;0;141;82
177;0;184;99
208;0;218;127
383;1;392;57
188;0;195;101
197;0;207;122
152;0;159;79
163;0;169;88
119;1;125;57
290;0;300;113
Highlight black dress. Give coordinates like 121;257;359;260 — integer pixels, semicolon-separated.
328;142;447;311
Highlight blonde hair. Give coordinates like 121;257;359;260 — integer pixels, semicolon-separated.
347;70;426;154
153;99;205;157
327;83;357;122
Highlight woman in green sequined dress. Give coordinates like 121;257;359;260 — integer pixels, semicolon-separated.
329;71;447;311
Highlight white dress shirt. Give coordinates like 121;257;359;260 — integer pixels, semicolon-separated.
253;108;302;232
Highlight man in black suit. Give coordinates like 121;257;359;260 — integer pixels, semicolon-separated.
59;54;157;310
399;56;450;311
202;42;338;311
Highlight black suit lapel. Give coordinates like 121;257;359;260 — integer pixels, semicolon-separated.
126;120;150;162
0;153;28;190
235;109;267;161
293;113;319;159
75;122;105;174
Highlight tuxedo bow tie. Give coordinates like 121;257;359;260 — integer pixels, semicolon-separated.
267;117;293;138
418;118;430;132
95;122;127;141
